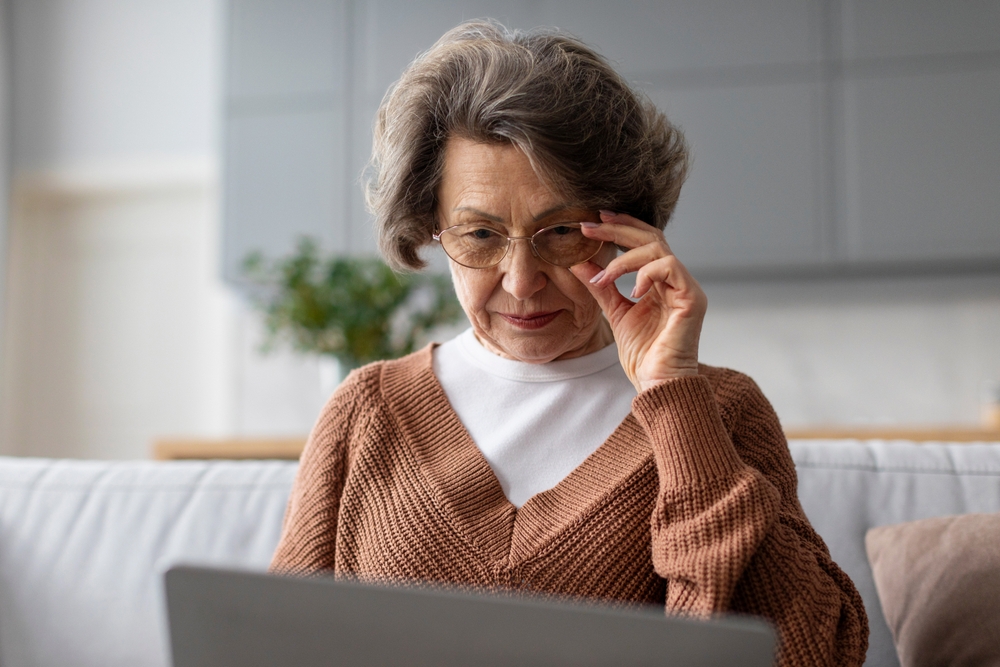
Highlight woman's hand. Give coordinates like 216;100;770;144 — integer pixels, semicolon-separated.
569;210;707;393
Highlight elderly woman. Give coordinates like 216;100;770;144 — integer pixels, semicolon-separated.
271;20;868;666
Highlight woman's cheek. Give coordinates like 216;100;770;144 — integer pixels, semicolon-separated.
449;263;493;325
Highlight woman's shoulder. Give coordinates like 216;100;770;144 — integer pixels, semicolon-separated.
324;345;436;416
306;347;434;457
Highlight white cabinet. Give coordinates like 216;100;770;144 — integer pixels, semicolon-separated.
842;69;1000;264
841;0;1000;59
653;82;828;273
533;0;822;72
222;0;1000;282
223;110;348;274
222;0;350;280
227;0;347;99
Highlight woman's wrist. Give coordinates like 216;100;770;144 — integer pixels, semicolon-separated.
635;369;699;393
631;376;745;485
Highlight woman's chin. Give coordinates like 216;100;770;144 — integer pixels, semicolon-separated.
478;322;593;364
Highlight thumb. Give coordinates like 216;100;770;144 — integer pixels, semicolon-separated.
569;262;633;328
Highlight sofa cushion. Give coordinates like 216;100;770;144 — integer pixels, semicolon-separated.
789;439;1000;667
866;513;1000;667
0;457;297;667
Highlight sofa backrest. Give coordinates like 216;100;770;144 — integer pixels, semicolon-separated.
0;457;297;667
789;439;1000;667
1;441;998;667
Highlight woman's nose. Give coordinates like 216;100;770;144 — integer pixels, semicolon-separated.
500;238;547;300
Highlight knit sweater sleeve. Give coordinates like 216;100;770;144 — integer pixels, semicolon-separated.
631;372;868;667
269;365;378;575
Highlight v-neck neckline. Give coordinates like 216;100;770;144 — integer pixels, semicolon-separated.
381;345;654;568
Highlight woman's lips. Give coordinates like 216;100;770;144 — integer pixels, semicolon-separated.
498;311;560;330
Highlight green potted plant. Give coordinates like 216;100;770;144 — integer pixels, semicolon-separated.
243;237;463;383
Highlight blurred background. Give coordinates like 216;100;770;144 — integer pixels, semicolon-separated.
0;0;997;459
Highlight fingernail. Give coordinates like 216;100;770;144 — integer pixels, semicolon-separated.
629;285;638;299
589;269;606;284
581;221;600;228
599;210;617;218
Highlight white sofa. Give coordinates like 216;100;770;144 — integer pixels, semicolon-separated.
0;440;998;667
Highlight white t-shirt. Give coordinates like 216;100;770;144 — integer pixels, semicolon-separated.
432;328;637;507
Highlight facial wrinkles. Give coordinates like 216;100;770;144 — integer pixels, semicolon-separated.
438;138;613;362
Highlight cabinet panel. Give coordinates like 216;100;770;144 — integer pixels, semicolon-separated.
843;68;1000;263
356;0;821;95
355;0;539;98
223;110;346;281
348;0;826;268
227;0;347;99
223;1;1000;282
650;83;826;273
535;0;822;73
842;0;1000;59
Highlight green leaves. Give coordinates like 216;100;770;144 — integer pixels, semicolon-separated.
242;238;463;369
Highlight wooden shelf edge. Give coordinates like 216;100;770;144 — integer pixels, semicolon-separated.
152;427;1000;461
152;438;307;461
783;427;1000;443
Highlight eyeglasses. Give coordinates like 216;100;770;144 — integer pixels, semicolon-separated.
433;222;604;269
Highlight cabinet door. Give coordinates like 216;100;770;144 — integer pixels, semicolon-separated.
227;0;346;99
222;0;349;282
652;83;828;275
223;110;347;277
841;0;1000;60
223;0;1000;282
346;0;829;276
225;0;830;279
839;0;1000;266
842;69;1000;264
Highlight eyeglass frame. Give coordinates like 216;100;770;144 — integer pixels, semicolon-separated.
432;221;605;269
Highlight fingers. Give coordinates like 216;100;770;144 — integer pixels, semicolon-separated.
599;209;653;229
632;256;707;313
584;211;698;293
588;247;704;312
589;244;663;287
568;262;635;328
581;210;676;256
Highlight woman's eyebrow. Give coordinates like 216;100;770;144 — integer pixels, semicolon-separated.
453;207;503;223
452;204;573;223
532;204;572;222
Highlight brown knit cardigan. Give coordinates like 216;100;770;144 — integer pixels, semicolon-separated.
271;346;868;666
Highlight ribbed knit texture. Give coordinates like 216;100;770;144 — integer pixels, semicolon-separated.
271;346;868;667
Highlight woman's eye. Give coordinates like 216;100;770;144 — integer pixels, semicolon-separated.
552;225;574;235
471;228;498;240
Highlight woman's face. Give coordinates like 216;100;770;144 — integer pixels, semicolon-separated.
436;137;615;363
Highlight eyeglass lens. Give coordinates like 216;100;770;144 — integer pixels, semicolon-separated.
437;223;603;269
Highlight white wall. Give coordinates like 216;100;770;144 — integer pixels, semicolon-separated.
2;176;236;458
0;0;239;458
0;0;338;457
11;0;217;172
699;274;1000;427
1;1;998;459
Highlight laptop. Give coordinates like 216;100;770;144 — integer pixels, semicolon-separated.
164;564;775;667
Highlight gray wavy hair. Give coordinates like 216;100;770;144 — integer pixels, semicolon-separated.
365;20;689;271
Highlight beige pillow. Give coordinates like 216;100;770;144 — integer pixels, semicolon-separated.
865;513;1000;667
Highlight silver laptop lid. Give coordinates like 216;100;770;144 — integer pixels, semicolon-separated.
165;565;774;667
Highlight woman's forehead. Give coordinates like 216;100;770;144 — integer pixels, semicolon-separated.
438;138;592;226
